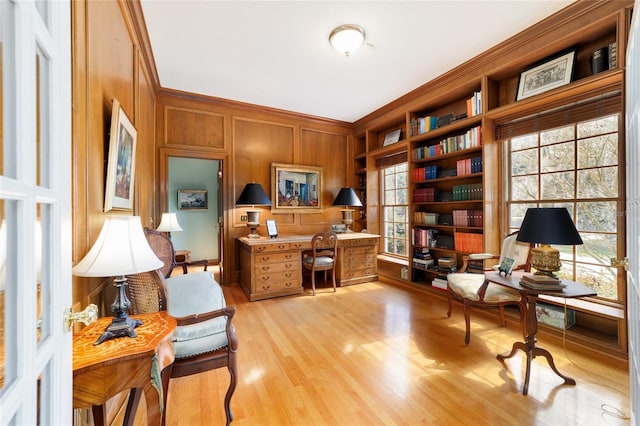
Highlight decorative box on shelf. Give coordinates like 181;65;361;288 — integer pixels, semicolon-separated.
536;302;576;330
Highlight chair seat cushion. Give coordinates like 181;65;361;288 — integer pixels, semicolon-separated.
165;271;229;358
303;256;334;267
447;273;521;302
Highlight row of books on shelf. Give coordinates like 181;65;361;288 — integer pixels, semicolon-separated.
414;212;439;225
412;157;482;183
412;228;439;247
409;92;482;138
452;209;483;227
413;187;437;202
411;126;482;160
454;232;483;254
409;116;438;136
467;91;482;117
456;156;483;175
452;183;483;201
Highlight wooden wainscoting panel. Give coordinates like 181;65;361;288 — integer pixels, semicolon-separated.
164;106;225;148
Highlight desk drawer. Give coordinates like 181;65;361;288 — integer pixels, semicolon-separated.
255;260;299;274
253;243;290;253
255;271;301;293
343;246;376;256
255;251;299;264
340;267;377;280
343;253;376;265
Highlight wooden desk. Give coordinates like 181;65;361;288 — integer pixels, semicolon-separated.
485;271;596;395
73;311;177;426
239;233;379;301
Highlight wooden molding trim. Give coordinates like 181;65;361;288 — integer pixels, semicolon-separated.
126;0;161;94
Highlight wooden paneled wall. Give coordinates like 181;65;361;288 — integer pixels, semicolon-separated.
71;0;354;307
155;90;353;284
71;0;159;310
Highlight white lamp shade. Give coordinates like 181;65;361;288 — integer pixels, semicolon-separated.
156;212;183;232
73;216;163;277
329;25;365;57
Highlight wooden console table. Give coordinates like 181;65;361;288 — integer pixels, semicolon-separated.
73;311;177;426
239;233;379;301
485;271;596;395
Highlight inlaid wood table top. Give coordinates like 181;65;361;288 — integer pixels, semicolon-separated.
73;311;176;424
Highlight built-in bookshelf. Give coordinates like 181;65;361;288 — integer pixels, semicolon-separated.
353;1;633;358
409;87;484;288
353;134;367;232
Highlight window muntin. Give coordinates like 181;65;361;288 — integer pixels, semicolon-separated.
382;163;408;257
507;113;621;301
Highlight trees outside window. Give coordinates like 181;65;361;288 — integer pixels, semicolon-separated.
382;163;408;257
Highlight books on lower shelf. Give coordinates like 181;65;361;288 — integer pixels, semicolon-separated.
432;277;448;291
519;274;567;291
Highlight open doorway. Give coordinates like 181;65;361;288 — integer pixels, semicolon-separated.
163;155;224;281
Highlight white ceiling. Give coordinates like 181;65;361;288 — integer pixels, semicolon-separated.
141;0;575;123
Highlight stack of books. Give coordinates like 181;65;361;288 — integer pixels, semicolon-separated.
519;274;566;291
437;257;457;274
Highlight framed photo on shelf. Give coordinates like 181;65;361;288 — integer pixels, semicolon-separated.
382;128;402;146
516;49;577;101
104;98;137;212
498;256;515;276
177;189;208;211
271;163;322;213
266;219;278;238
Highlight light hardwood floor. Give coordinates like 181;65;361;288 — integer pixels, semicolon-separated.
162;279;630;426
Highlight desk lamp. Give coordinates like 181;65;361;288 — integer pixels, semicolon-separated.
156;212;183;239
236;183;271;238
72;216;163;344
332;187;363;232
516;207;583;277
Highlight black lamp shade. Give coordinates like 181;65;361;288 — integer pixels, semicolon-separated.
516;207;583;245
236;183;271;206
332;187;363;207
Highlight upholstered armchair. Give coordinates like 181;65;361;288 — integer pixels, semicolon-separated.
446;232;531;344
125;231;238;425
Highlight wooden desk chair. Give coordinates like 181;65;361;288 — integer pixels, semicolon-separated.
302;231;338;295
144;227;209;278
126;230;238;425
446;231;531;344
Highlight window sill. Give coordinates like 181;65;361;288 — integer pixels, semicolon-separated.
539;294;624;320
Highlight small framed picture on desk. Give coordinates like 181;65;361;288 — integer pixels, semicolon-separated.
266;219;278;238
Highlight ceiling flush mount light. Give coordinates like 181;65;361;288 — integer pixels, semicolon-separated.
329;24;365;57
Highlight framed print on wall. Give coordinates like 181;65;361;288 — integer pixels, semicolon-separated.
516;49;577;101
178;189;208;211
104;98;137;212
271;163;323;213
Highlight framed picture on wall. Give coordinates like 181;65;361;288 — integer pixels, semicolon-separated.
178;189;208;211
271;163;323;213
104;98;137;212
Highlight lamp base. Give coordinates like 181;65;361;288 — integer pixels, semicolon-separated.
94;315;142;345
246;223;260;238
531;244;561;277
94;275;142;345
341;209;354;233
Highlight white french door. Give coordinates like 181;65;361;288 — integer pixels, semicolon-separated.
626;1;640;423
0;0;72;424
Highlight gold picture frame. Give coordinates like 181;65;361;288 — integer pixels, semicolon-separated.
104;99;137;212
271;163;322;213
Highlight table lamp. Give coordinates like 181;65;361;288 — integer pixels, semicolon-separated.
516;207;583;277
156;212;183;238
332;187;363;232
236;183;271;238
72;216;163;345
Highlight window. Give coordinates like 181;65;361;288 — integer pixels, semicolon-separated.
503;103;623;303
382;163;408;257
